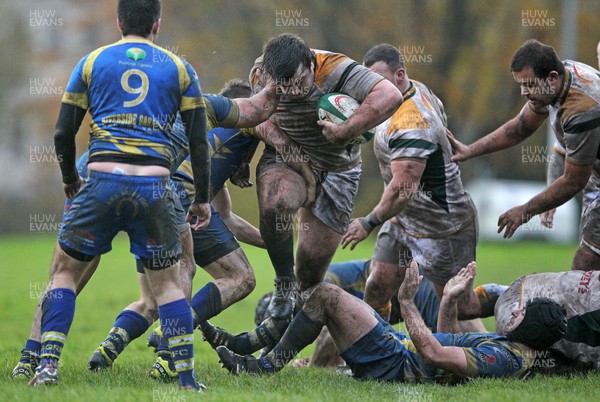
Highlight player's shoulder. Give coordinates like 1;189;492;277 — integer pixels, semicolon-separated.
385;82;432;134
313;50;358;89
558;61;600;113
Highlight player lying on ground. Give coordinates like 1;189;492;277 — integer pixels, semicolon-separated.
215;261;567;383
201;259;440;360
473;267;600;372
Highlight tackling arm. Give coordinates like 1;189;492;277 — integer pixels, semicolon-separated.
211;187;265;248
234;78;279;128
255;121;317;206
450;103;548;162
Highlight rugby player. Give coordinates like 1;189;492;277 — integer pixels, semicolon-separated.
460;263;600;372
250;33;403;321
87;80;280;380
341;44;483;331
29;0;210;389
449;39;600;270
13;78;283;383
216;262;567;383
201;259;439;357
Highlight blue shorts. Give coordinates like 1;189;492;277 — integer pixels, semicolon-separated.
177;180;239;267
341;315;411;381
59;170;181;263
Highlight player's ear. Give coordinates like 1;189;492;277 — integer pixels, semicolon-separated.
395;68;405;85
116;18;122;34
152;19;161;36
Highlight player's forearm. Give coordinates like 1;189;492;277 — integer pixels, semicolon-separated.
223;213;265;248
437;296;460;334
399;300;441;360
372;183;412;222
335;80;402;143
256;122;313;173
235;86;279;128
467;107;543;159
54;103;86;184
183;107;210;203
547;151;565;186
525;172;588;216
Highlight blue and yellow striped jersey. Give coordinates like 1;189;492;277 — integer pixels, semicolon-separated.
174;126;256;200
62;38;205;168
168;94;241;174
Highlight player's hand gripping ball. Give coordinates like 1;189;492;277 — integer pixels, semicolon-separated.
317;93;375;145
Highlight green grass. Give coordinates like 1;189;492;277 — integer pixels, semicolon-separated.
0;234;597;401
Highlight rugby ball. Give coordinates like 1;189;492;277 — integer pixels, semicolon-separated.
317;93;375;145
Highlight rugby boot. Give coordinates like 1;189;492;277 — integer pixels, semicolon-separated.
216;346;262;375
179;377;207;392
146;326;162;352
267;276;297;321
11;350;39;381
88;344;115;371
199;321;237;350
28;363;59;386
148;354;177;381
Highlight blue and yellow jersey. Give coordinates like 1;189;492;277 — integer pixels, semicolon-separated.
400;332;529;381
62;38;205;168
174;126;256;200
168;94;241;175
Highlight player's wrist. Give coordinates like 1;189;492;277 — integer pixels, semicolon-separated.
62;170;79;185
359;211;383;233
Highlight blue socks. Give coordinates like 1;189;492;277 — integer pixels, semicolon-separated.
191;282;222;325
159;298;196;387
98;310;150;361
20;339;41;363
39;288;76;367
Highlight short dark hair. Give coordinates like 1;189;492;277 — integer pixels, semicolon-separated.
117;0;161;37
262;33;314;80
363;43;405;71
510;39;565;78
219;79;252;99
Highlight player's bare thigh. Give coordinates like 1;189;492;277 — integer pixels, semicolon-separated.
257;165;307;213
304;283;378;353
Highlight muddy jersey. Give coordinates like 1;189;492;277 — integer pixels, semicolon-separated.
552;141;600;211
547;61;600;176
250;50;383;171
373;80;476;237
495;271;600;367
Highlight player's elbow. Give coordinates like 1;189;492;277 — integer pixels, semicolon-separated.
377;81;403;115
53;126;71;147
